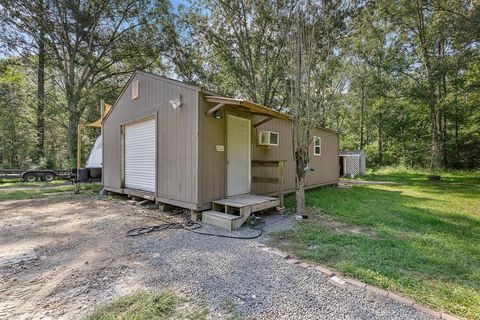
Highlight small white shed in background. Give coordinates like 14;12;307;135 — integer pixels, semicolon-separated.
339;150;366;176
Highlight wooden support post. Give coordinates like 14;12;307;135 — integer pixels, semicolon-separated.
190;210;202;222
278;160;285;208
253;116;274;128
158;203;176;212
100;99;105;120
206;103;225;116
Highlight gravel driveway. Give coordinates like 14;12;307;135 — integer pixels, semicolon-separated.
0;194;432;319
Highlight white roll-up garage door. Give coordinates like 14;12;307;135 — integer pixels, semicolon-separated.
124;119;156;192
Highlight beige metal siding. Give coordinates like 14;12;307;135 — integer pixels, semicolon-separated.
103;72;199;205
251;117;295;195
252;117;339;195
197;97;226;206
198;93;339;207
306;127;340;187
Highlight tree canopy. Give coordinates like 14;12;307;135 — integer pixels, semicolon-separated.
0;0;478;170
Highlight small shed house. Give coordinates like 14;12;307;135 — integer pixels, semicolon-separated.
102;71;339;230
339;150;366;176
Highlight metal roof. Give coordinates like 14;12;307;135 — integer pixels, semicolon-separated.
205;96;291;121
204;95;338;133
101;71;338;134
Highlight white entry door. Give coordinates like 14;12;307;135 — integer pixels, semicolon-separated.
124;118;156;192
227;115;251;196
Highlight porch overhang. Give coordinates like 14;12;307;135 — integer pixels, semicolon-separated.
205;96;291;121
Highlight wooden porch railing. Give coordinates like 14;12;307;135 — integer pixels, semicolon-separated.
251;160;285;207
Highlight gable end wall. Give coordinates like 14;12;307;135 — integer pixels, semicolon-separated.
102;72;199;205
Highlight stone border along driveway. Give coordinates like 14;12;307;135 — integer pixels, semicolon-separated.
0;195;459;320
129;211;450;320
260;245;458;320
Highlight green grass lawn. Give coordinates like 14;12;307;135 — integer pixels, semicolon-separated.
0;182;102;201
278;168;480;319
84;291;208;320
0;179;68;187
351;166;480;184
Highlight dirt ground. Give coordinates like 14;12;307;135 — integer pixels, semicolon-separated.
0;194;169;320
0;193;433;320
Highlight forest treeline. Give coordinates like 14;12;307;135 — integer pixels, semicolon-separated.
0;0;479;170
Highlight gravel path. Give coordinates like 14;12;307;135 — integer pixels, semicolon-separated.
130;215;432;320
0;195;433;319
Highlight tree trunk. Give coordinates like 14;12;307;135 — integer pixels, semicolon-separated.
377;111;383;165
360;82;365;150
35;20;45;163
67;94;80;165
294;141;309;215
442;73;448;167
68;115;78;165
454;79;460;168
430;110;444;170
443;112;447;167
431;124;444;171
416;3;443;170
429;77;443;170
295;173;306;215
292;117;309;215
400;118;407;163
454;107;459;168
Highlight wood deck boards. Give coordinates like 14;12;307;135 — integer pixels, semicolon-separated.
202;210;238;220
204;194;280;230
213;194;278;207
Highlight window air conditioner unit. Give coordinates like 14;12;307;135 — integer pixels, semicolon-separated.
257;130;279;146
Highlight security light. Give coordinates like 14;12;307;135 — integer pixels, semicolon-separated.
169;93;183;110
213;110;223;119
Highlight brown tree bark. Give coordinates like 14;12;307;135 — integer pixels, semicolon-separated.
360;81;365;150
378;111;383;165
67;93;80;163
295;174;306;215
293;127;309;215
428;77;443;170
414;1;444;170
454;89;460;167
35;14;45;163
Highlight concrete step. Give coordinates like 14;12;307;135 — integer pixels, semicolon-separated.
202;210;240;231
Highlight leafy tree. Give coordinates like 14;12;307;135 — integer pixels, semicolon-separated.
287;0;351;215
377;0;479;169
181;0;293;108
0;61;36;168
38;0;171;163
0;0;48;162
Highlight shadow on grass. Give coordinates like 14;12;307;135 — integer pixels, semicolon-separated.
278;182;480;318
356;170;480;184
